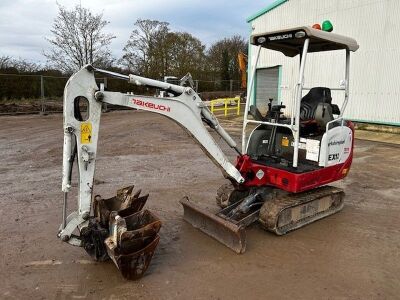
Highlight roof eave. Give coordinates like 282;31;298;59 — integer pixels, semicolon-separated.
246;0;288;23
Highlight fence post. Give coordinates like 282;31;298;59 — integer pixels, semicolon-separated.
195;80;199;92
103;77;108;112
237;97;241;116
40;75;46;115
229;80;233;96
224;99;228;117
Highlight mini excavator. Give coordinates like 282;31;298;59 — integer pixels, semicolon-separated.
58;26;359;277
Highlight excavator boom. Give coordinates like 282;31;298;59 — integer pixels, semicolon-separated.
58;65;255;277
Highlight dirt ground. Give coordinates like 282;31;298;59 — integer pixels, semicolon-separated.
1;111;399;300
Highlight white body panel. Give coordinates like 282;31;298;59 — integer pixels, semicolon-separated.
319;126;352;167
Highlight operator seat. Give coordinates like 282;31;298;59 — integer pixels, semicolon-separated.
300;87;339;133
300;87;332;119
314;102;334;128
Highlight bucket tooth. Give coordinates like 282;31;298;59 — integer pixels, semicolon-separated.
133;189;142;199
180;196;246;254
117;185;135;199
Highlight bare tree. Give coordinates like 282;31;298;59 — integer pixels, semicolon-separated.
121;19;206;80
0;55;41;73
122;19;246;84
12;59;41;73
44;4;115;73
0;55;12;69
165;32;206;78
207;35;247;81
121;19;170;77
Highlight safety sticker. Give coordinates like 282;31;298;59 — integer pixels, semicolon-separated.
256;169;265;180
291;141;307;150
81;122;92;144
306;139;320;162
281;136;289;147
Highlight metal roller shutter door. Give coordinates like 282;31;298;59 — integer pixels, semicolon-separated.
256;66;279;114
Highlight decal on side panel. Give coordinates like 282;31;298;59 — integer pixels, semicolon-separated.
132;99;171;112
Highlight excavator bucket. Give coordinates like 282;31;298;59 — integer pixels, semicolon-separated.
180;196;247;254
82;185;161;280
93;185;149;227
105;209;161;280
105;235;160;280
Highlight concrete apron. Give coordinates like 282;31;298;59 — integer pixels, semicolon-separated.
355;129;400;145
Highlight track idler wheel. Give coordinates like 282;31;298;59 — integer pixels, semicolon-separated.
216;183;250;208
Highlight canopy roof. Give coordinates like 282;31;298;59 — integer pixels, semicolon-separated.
250;26;359;57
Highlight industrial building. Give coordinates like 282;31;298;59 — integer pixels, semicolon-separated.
247;0;400;126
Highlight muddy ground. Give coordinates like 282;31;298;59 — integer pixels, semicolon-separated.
0;111;399;299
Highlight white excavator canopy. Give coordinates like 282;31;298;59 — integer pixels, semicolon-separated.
250;26;359;57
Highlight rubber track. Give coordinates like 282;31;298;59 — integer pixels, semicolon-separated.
258;186;344;235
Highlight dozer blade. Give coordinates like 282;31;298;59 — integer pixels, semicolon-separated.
180;196;247;254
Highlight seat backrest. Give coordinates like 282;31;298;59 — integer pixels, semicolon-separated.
300;87;332;120
315;103;334;128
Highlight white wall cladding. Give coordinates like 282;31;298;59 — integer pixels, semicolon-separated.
249;0;400;125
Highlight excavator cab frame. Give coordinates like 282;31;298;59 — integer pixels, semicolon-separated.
244;26;359;168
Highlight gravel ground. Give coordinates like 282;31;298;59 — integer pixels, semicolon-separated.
0;111;399;299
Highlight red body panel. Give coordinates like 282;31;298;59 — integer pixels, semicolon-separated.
236;122;354;193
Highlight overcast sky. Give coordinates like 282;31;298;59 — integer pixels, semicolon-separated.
0;0;272;64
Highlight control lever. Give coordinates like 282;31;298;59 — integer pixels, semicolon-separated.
268;98;273;113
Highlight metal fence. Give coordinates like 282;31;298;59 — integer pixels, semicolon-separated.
210;97;241;116
0;73;245;115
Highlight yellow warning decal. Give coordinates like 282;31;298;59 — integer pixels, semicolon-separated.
281;136;289;147
80;122;92;144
